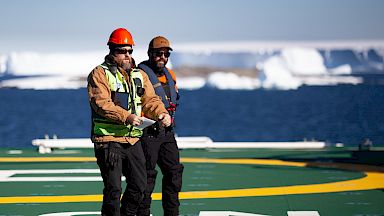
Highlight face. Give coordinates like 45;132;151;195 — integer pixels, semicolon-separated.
149;48;171;71
112;46;133;71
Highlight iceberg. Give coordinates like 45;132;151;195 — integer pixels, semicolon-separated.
281;48;327;75
261;56;302;90
0;49;151;76
5;51;103;76
259;47;365;90
329;64;352;75
0;75;85;89
0;55;7;74
0;40;382;90
0;49;157;90
207;72;260;90
177;76;206;90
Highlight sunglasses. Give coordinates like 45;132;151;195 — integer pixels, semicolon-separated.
114;48;133;55
152;51;171;58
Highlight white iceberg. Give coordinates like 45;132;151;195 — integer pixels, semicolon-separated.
281;48;327;76
1;41;382;90
0;75;85;89
261;56;302;90
177;76;206;90
206;72;260;90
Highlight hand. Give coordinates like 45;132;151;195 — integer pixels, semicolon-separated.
107;143;121;168
126;114;143;126
158;113;172;127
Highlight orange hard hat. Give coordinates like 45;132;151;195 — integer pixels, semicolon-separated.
107;28;135;46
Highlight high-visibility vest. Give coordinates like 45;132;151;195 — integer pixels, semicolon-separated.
92;63;143;137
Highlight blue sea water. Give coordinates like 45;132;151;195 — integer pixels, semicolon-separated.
0;83;384;148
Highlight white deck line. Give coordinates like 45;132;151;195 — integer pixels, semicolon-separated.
31;137;326;154
287;211;320;216
210;142;325;149
0;169;130;182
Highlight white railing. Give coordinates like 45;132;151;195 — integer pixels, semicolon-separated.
32;136;326;154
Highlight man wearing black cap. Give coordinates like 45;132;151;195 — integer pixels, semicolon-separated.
137;36;183;216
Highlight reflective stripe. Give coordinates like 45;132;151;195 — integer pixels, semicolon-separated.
93;119;141;137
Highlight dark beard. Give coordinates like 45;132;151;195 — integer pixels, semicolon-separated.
115;57;131;71
121;61;132;71
105;54;131;71
150;61;165;75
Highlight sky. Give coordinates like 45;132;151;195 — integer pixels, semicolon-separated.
0;0;384;52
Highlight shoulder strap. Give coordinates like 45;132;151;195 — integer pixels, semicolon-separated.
163;67;178;105
131;69;144;97
138;63;177;107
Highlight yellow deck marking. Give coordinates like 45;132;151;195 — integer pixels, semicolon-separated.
0;157;383;204
181;158;307;167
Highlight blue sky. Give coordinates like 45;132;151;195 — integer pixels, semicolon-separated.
1;0;384;52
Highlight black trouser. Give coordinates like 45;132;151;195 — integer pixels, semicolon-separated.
94;141;147;216
137;127;184;216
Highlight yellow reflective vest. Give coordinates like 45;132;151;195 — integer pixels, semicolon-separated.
92;63;143;137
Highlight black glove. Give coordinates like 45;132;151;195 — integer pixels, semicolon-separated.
107;142;121;168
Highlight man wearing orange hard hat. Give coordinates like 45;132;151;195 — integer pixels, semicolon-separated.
87;28;172;216
137;36;183;216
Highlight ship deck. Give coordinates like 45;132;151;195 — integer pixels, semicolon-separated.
0;147;383;216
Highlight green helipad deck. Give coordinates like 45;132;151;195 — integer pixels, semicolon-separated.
0;147;383;216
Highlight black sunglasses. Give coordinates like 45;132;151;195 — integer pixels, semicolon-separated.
152;51;171;58
114;48;133;55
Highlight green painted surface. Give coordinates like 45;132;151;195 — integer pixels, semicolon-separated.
0;147;383;216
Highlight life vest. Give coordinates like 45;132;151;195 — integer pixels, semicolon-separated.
138;62;178;109
92;62;144;137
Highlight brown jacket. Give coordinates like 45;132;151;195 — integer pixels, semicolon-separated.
87;63;168;145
